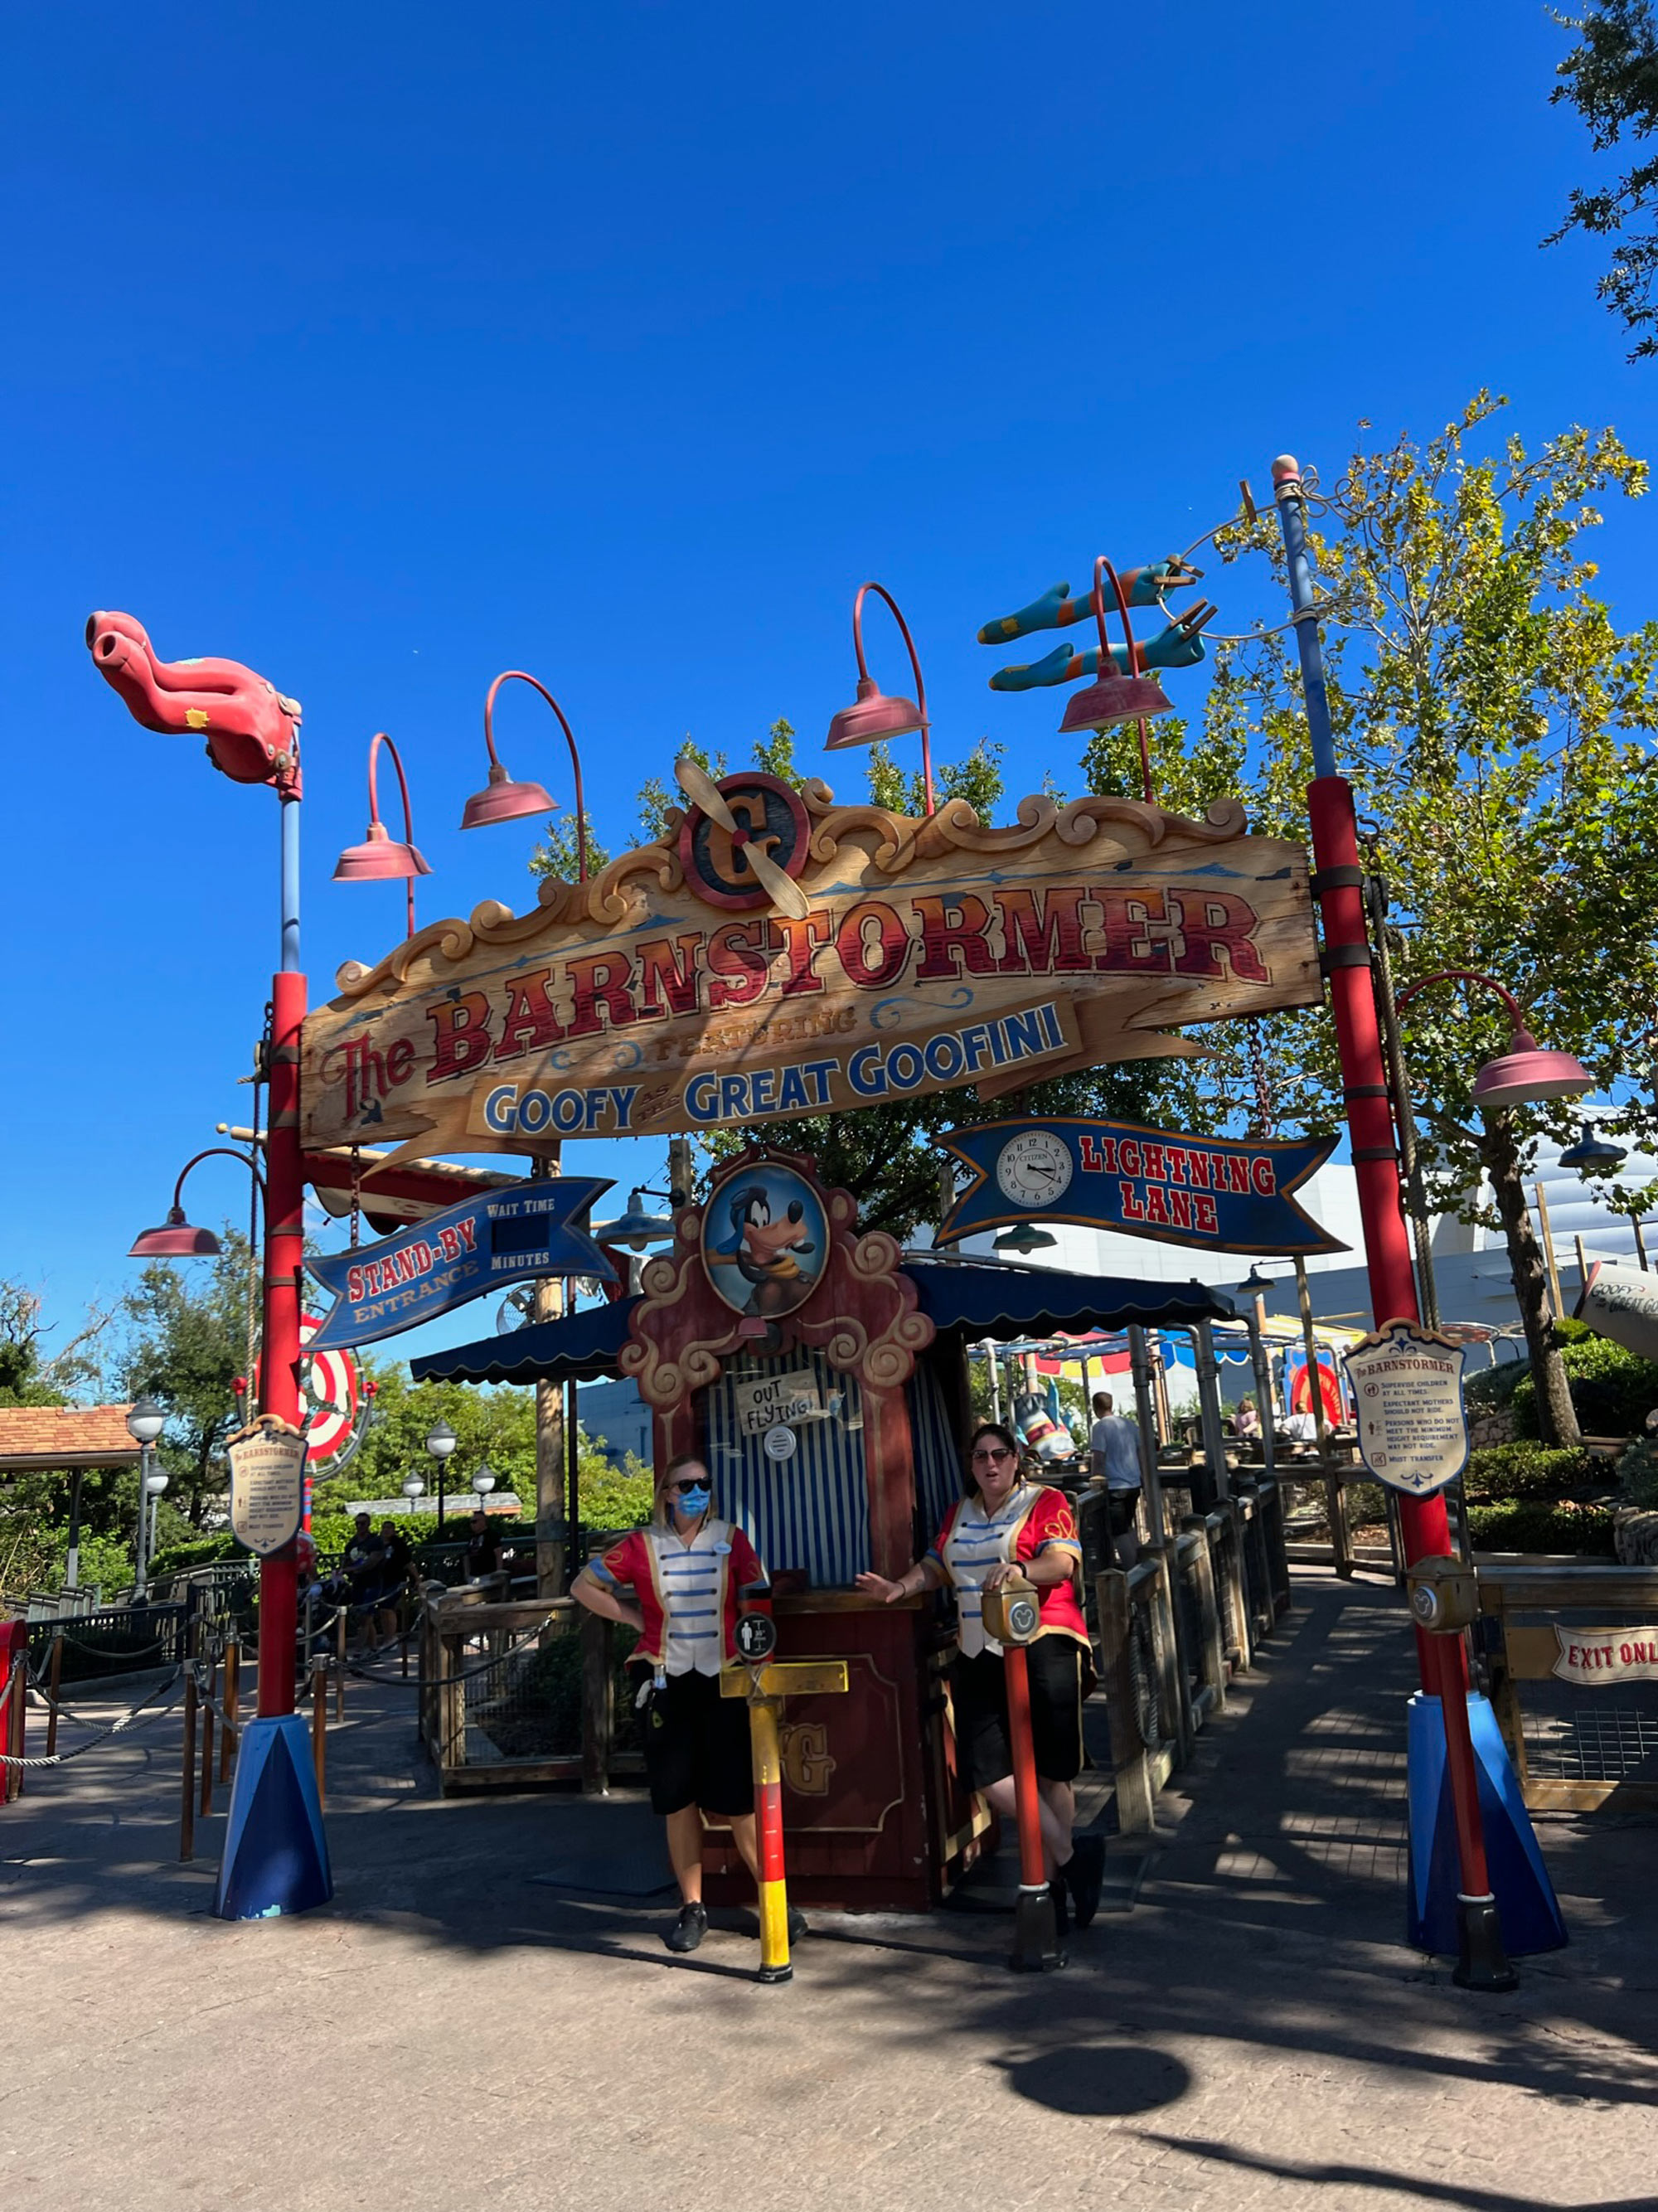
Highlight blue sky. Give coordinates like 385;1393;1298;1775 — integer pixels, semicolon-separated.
3;1;1652;1373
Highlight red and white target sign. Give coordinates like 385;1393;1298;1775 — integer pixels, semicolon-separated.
254;1315;361;1466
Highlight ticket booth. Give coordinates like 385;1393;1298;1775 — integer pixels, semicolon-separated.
414;1143;1236;1910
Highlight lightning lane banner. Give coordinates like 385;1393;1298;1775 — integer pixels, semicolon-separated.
936;1118;1345;1257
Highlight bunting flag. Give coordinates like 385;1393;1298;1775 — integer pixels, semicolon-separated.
936;1118;1345;1257
305;1176;615;1349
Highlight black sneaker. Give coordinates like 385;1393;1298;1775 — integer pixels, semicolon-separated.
664;1902;709;1953
788;1906;808;1943
1065;1834;1107;1929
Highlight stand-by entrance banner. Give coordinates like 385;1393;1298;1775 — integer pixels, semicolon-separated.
299;777;1321;1171
304;1176;615;1349
935;1117;1344;1255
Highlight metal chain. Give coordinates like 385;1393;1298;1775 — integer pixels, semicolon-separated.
0;1665;187;1768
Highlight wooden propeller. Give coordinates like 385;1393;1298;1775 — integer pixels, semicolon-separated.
673;757;810;920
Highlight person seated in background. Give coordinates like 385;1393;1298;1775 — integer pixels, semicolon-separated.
1233;1396;1261;1440
374;1518;414;1647
463;1508;502;1583
1280;1408;1319;1444
342;1511;389;1647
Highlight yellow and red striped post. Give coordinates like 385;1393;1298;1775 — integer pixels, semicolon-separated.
750;1694;792;1984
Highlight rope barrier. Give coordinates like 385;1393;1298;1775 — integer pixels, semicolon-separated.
0;1664;188;1769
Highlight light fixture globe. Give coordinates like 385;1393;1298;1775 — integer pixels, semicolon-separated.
825;677;926;753
1559;1121;1627;1176
459;762;556;831
401;1475;426;1500
1471;1030;1593;1110
424;1419;458;1461
144;1470;170;1496
126;1397;167;1445
332;820;430;882
595;1189;676;1253
994;1222;1058;1255
472;1463;497;1496
128;1206;222;1259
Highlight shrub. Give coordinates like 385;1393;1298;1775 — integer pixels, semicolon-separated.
1462;1360;1534;1414
1465;1501;1615;1555
149;1531;241;1577
1462;1443;1598;1503
1617;1435;1658;1510
1506;1334;1658;1440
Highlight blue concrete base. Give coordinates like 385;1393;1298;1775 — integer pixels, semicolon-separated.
214;1714;333;1921
1407;1691;1566;1958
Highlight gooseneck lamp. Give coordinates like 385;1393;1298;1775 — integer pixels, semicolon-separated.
332;732;430;939
461;670;590;880
128;1147;265;1259
825;582;937;816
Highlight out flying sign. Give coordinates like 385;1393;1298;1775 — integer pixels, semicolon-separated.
936;1118;1345;1256
305;1176;615;1349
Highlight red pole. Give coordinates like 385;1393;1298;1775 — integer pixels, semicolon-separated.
1004;1643;1063;1970
1274;458;1510;1987
256;964;306;1718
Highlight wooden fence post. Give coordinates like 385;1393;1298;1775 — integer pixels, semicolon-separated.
45;1630;64;1763
1183;1518;1228;1707
4;1656;24;1804
199;1653;216;1819
1096;1569;1156;1832
221;1637;239;1783
1147;1546;1193;1763
179;1671;197;1861
580;1611;613;1794
311;1658;327;1808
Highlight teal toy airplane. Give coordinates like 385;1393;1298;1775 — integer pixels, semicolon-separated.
987;600;1217;690
976;559;1204;644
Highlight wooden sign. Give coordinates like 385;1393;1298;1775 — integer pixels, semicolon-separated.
300;779;1321;1171
1551;1627;1658;1686
731;1369;824;1437
1343;1320;1471;1496
228;1416;307;1556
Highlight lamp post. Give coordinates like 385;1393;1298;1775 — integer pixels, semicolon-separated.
89;610;326;1918
332;732;430;939
125;1398;166;1599
425;1420;458;1527
461;670;590;876
1272;457;1521;1990
825;582;938;815
142;1469;170;1585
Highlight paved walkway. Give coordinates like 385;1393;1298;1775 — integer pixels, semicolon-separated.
3;1571;1656;2212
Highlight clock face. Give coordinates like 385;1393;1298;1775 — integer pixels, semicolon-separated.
996;1131;1074;1208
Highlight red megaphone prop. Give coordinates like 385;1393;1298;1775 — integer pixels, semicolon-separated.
85;610;302;792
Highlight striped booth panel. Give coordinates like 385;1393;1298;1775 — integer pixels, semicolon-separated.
704;1351;870;1588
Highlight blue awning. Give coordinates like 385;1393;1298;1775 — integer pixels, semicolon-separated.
410;1297;639;1387
906;1255;1235;1338
410;1259;1234;1389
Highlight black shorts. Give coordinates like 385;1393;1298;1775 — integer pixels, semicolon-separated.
950;1637;1094;1790
638;1667;754;1817
1106;1489;1141;1538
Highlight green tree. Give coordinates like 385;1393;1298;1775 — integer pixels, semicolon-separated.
527;814;611;884
1196;396;1658;1443
1548;1;1658;357
865;737;1006;820
637;739;729;843
119;1230;258;1526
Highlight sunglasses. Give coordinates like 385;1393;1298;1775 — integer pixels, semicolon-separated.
666;1477;709;1494
971;1445;1015;1464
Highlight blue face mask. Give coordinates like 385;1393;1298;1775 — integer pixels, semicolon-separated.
674;1484;710;1516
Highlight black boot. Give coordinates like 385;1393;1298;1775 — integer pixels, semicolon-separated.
1064;1834;1106;1929
1048;1874;1070;1939
665;1901;709;1953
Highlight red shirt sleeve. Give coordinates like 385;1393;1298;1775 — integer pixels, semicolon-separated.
595;1530;646;1588
1017;1487;1080;1562
730;1526;766;1590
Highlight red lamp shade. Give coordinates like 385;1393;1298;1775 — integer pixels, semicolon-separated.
826;677;926;752
1057;669;1175;736
460;761;556;829
128;1206;222;1259
1471;1030;1593;1109
332;820;431;881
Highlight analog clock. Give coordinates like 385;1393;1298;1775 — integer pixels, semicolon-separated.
995;1130;1074;1207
